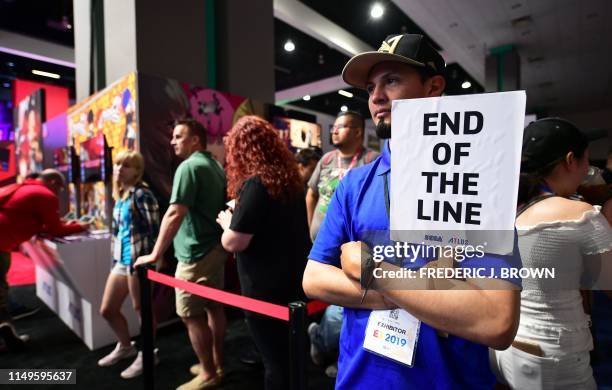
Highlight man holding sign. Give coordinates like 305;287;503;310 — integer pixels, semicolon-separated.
303;33;522;389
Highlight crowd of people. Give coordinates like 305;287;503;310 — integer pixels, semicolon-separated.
1;32;611;390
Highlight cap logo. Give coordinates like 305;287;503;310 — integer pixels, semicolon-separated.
378;35;402;54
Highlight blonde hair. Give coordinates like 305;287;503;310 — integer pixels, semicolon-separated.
113;150;145;200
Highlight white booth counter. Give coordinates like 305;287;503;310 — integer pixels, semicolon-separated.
22;233;140;350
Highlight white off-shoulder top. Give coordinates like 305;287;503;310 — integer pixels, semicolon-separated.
515;206;612;353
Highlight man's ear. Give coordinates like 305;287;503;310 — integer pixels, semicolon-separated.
191;134;201;149
355;126;364;140
426;75;446;97
564;151;577;169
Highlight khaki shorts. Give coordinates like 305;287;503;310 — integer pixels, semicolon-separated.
175;244;226;318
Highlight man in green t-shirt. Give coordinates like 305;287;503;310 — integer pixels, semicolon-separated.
136;119;226;389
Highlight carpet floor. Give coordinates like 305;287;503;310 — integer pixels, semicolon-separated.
0;284;335;390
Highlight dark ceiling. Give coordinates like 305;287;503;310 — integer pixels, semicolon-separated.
0;0;75;101
275;18;349;91
290;87;370;120
0;51;76;100
0;0;482;118
0;0;74;46
274;1;482;116
299;0;442;51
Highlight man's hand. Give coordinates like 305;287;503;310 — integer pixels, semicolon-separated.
216;209;233;231
134;253;159;268
66;219;89;228
341;241;369;281
78;221;91;230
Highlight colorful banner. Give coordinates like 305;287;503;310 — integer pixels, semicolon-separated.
67;73;137;158
137;73;269;202
184;83;264;162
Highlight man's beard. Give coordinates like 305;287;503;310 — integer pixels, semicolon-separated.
376;120;391;139
331;136;344;148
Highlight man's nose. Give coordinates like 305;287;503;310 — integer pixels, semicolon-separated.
370;84;388;105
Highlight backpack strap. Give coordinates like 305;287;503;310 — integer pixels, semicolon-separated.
516;194;557;218
320;150;337;166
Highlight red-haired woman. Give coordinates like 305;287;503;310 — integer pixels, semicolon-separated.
216;115;310;390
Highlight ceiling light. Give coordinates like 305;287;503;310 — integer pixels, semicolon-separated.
370;3;384;19
340;105;348;112
2;83;10;88
284;40;295;52
338;90;353;98
461;81;471;89
303;95;311;101
32;69;60;79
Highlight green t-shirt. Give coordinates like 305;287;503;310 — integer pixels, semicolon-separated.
170;151;226;263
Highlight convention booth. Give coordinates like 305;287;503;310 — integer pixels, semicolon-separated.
7;72;323;350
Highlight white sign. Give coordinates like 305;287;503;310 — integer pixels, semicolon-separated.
390;91;526;255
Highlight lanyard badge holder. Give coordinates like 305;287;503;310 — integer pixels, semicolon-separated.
362;172;421;366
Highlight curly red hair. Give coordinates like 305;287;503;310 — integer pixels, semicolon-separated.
225;115;303;201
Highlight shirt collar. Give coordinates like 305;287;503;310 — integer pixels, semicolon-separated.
376;140;391;176
190;150;210;159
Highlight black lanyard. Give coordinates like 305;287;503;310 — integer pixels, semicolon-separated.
382;172;390;220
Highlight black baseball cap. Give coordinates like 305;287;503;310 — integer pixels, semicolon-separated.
521;117;589;173
342;34;446;89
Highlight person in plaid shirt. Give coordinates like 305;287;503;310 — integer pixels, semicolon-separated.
98;150;160;379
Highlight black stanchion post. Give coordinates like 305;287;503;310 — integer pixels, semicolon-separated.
138;266;154;390
289;301;307;390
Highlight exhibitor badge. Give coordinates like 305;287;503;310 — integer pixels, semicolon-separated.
363;309;420;367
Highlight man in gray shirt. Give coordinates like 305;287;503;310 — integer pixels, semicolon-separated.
304;111;378;375
306;111;379;241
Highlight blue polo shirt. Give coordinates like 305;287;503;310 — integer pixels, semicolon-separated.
309;141;522;389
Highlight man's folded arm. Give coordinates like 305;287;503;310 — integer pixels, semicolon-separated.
377;268;520;350
303;259;390;310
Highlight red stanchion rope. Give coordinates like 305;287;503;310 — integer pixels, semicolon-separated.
147;269;290;321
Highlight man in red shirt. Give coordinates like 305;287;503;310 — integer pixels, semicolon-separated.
0;169;88;350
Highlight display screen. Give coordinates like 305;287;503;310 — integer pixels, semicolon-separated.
80;134;106;183
0;148;9;172
79;181;107;230
14;89;46;180
53;146;77;183
272;116;321;149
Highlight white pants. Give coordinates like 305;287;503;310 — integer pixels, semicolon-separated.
490;321;596;390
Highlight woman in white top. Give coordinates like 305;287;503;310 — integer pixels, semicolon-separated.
491;118;612;389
